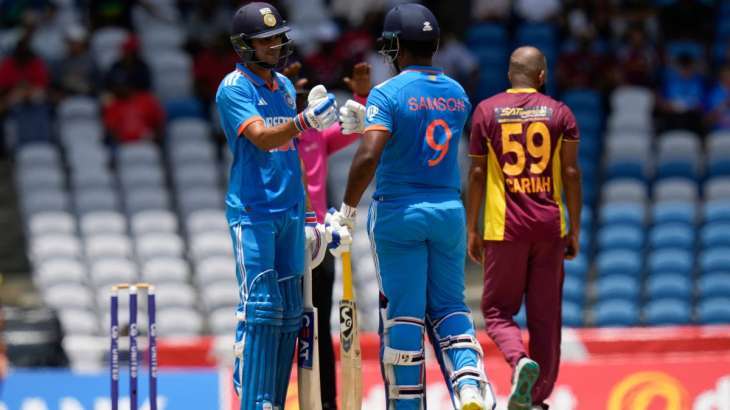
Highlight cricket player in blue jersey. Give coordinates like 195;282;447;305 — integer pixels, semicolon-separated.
215;3;344;409
333;4;496;410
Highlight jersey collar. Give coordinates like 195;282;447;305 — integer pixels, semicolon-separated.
236;63;280;91
506;88;537;93
403;65;443;74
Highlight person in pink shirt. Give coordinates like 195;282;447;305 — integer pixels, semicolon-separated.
284;61;371;409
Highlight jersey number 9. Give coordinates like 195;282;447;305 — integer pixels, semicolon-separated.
500;122;551;177
425;119;453;167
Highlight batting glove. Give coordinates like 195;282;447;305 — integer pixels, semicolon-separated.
339;99;366;135
326;223;352;258
293;85;338;132
326;204;357;233
304;211;327;269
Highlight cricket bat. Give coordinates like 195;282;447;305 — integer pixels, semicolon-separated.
298;245;322;410
339;250;362;410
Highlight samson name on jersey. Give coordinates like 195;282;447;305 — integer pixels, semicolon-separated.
364;65;471;199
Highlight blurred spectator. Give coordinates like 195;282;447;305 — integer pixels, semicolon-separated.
183;0;231;47
557;31;611;91
284;0;340;58
705;65;730;131
515;0;560;22
331;0;386;27
616;24;659;87
104;35;151;91
0;1;48;28
54;25;100;96
333;22;376;69
193;33;238;105
658;0;712;43
472;0;512;21
426;0;470;35
89;0;136;29
89;0;159;30
0;33;49;100
303;40;344;89
103;71;165;144
29;1;79;65
0;32;52;150
658;53;706;134
433;32;479;98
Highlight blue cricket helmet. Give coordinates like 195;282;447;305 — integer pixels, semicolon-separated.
378;3;440;64
230;2;292;68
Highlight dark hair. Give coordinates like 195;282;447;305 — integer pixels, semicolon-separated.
400;39;438;58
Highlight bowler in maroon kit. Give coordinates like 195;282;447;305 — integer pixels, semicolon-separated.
466;46;583;410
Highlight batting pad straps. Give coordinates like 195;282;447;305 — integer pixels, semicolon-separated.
439;335;484;357
383;315;425;331
382;346;425;366
451;366;485;386
388;384;425;401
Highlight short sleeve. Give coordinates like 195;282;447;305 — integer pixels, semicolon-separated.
216;85;263;139
363;87;393;133
559;103;580;142
469;105;488;157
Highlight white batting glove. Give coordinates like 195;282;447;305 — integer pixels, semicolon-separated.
325;204;357;233
326;223;352;258
304;211;327;269
339;99;365;135
294;85;338;132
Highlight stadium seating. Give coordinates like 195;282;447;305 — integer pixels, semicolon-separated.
698;273;730;300
697;298;730;324
595;275;641;302
596;250;642;277
644;299;692;326
706;131;730;176
647;249;694;276
649;223;695;249
646;273;693;301
593;300;640;327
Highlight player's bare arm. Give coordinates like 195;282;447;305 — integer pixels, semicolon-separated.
467;155;487;264
561;139;582;260
343;129;391;207
242;118;302;151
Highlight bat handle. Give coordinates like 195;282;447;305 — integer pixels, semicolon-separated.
342;250;353;300
304;243;314;305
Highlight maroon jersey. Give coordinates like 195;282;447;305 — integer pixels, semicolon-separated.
469;88;579;241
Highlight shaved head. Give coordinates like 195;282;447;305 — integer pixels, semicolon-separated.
508;46;547;89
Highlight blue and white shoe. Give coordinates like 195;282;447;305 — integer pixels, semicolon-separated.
507;357;540;410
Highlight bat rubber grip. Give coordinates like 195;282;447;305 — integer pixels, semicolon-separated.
342;251;354;300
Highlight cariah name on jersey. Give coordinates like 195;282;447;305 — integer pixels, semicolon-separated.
506;176;552;194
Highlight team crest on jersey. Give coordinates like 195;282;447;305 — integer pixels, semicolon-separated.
366;105;379;121
285;92;296;109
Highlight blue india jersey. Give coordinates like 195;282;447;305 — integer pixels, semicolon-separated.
363;65;472;199
215;63;304;223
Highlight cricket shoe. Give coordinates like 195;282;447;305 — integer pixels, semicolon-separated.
507;357;540;410
458;384;495;410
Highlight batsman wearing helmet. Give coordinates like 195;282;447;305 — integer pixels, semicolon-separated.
331;4;496;410
215;3;339;409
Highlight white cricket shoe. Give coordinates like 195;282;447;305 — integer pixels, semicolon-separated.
508;357;540;410
459;384;495;410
